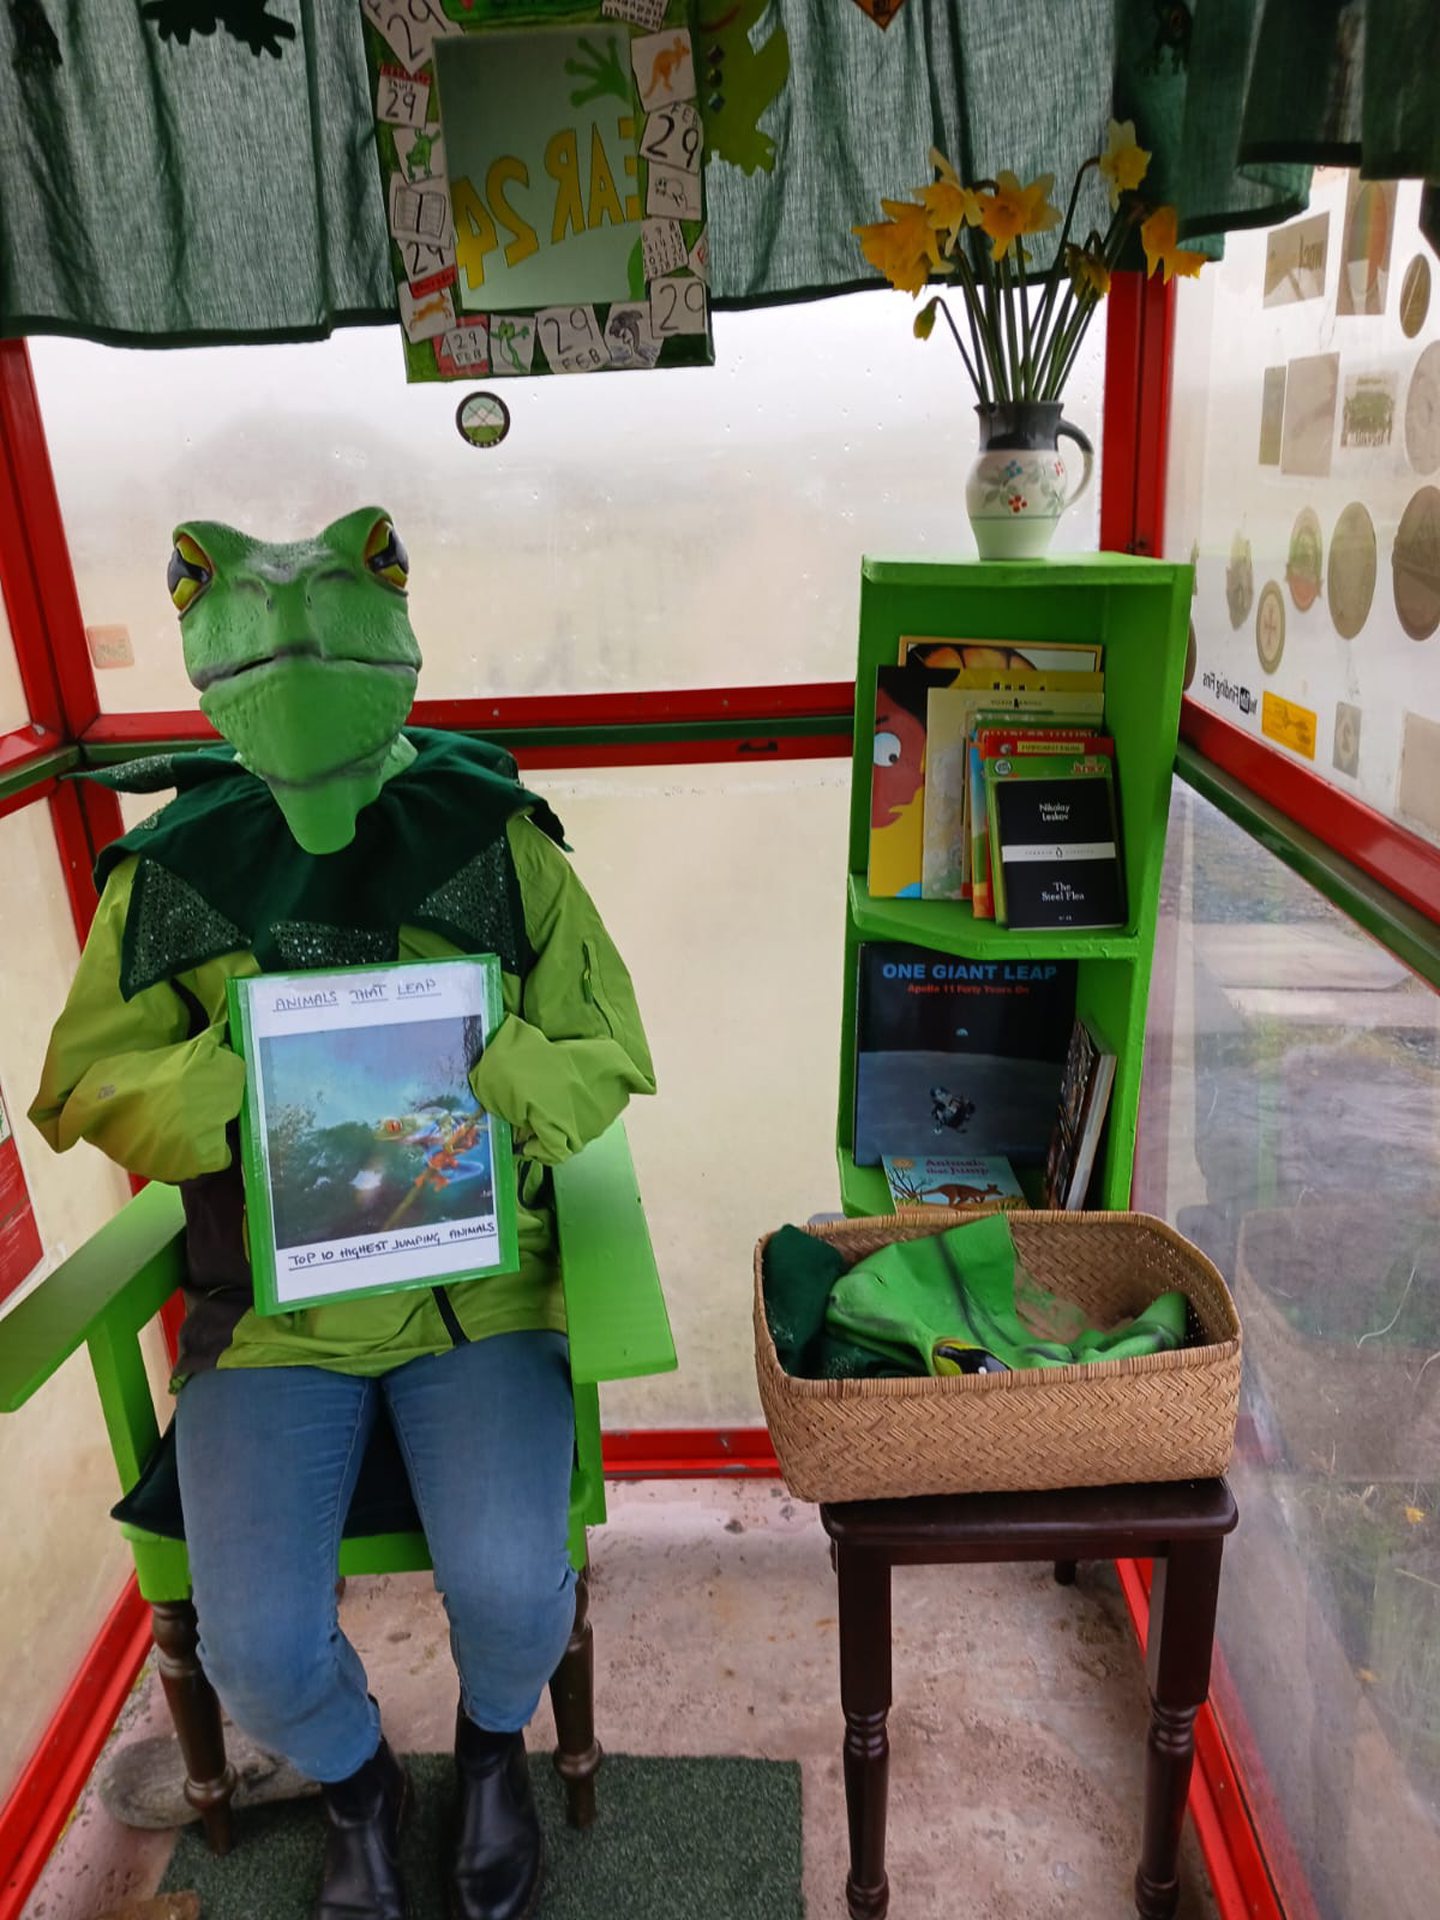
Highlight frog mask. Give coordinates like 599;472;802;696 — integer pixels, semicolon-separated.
168;506;423;855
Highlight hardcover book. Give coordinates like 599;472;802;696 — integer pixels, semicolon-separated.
987;756;1126;930
1043;1018;1119;1208
923;679;1106;899
228;957;517;1315
882;1153;1030;1212
853;943;1077;1167
868;665;957;898
968;728;1115;920
899;636;1103;674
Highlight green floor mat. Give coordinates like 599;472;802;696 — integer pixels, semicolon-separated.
159;1753;803;1919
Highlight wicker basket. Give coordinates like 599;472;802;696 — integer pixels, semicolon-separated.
753;1211;1241;1502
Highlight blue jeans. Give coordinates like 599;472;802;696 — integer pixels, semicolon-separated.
174;1331;577;1783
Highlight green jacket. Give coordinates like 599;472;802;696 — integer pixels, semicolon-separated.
30;810;655;1378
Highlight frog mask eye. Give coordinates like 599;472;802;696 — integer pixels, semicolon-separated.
167;532;214;615
363;517;410;592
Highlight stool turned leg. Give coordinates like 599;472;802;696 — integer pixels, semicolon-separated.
836;1545;892;1920
548;1564;601;1829
151;1600;237;1856
1135;1539;1225;1920
1054;1560;1078;1586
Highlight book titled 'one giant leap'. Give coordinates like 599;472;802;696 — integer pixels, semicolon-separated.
853;943;1077;1167
989;758;1126;930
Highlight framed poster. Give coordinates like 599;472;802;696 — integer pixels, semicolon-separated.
361;0;714;379
227;958;517;1315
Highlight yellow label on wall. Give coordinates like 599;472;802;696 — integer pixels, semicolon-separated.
1261;691;1318;760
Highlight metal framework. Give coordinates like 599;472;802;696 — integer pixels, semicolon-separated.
9;269;1438;1920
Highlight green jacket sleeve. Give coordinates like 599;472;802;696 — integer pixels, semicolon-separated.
469;814;656;1165
28;857;246;1183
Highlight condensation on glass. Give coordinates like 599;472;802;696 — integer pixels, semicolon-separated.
532;756;850;1428
30;298;1104;714
1136;785;1440;1920
0;801;147;1808
1168;169;1440;849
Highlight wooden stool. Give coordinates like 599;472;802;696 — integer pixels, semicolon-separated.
820;1479;1238;1920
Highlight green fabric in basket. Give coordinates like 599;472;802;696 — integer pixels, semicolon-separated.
765;1217;1189;1380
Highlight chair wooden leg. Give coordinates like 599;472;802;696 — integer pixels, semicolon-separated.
1134;1539;1225;1920
548;1564;600;1829
151;1599;237;1856
836;1544;892;1920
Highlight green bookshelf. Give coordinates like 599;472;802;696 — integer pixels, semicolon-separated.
837;553;1192;1217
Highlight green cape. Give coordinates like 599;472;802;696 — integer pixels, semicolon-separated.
86;728;566;998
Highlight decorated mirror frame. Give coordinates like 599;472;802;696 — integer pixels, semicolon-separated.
362;0;715;379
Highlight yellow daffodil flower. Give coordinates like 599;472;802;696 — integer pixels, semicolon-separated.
1141;205;1206;283
1098;119;1150;209
853;197;949;297
920;151;983;246
976;171;1060;262
1065;244;1111;300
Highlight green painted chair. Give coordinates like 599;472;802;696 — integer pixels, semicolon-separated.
0;1119;674;1853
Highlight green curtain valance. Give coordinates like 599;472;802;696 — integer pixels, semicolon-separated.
0;1;1432;349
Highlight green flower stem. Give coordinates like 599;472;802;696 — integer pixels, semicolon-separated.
1030;157;1097;371
962;234;1009;403
962;275;992;408
1015;245;1035;399
953;249;1004;404
1000;253;1022;403
1043;293;1100;400
930;295;984;399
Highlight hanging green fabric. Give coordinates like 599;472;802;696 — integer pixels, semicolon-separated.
1238;0;1440;251
0;2;1432;347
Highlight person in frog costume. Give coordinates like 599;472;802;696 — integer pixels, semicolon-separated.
31;507;656;1920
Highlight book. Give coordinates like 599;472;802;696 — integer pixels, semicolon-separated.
227;957;517;1315
882;1153;1029;1212
922;678;1106;899
987;755;1126;930
899;636;1104;675
968;728;1115;920
868;665;956;898
852;942;1077;1167
1043;1019;1118;1208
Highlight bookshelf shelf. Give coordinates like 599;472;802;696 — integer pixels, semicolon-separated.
837;554;1192;1216
848;876;1142;962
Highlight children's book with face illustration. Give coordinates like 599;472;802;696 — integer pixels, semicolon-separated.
228;957;516;1314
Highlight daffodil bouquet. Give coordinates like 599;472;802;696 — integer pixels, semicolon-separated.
855;121;1204;409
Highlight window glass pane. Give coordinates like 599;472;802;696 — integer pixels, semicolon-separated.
0;580;28;734
543;756;848;1427
31;299;1103;714
1168;169;1440;849
1135;782;1440;1920
0;800;144;1807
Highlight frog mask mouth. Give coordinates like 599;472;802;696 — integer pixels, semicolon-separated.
168;507;424;852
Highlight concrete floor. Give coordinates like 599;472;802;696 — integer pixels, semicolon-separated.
23;1480;1217;1920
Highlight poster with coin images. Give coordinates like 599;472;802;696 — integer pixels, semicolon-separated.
361;0;713;380
1168;170;1440;849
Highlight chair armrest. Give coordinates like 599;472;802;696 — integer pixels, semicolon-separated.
552;1120;676;1387
0;1181;186;1413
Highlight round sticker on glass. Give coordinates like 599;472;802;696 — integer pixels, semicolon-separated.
1255;581;1286;675
455;393;511;450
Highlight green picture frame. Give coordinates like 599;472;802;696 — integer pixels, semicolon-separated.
361;0;714;381
227;955;518;1316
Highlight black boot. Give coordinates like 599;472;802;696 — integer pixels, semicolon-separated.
451;1710;543;1920
316;1737;410;1920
